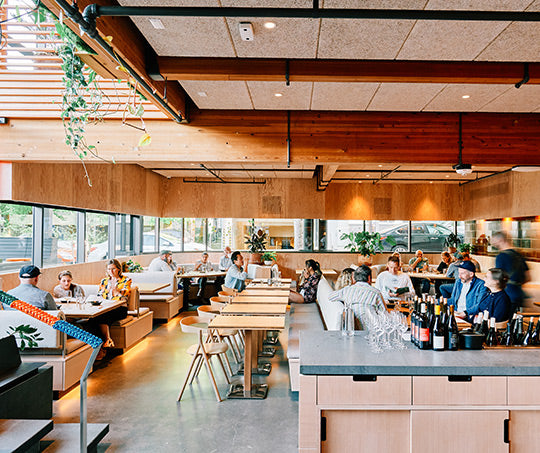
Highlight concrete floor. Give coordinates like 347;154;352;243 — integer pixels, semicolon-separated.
52;313;298;452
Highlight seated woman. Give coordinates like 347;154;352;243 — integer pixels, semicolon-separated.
95;259;132;350
53;270;85;299
289;259;322;304
470;267;513;323
335;268;354;291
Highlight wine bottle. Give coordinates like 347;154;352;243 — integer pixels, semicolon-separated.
522;317;535;346
514;316;524;345
503;323;514;347
485;317;499;347
419;302;431;350
480;310;490;336
432;304;445;351
441;300;449;350
473;312;484;333
447;305;459;351
531;317;540;346
410;298;418;345
428;300;435;348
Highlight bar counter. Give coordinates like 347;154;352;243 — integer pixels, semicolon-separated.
298;331;540;453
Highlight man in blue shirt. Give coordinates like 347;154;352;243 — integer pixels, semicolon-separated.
491;231;530;311
448;261;488;319
224;251;248;292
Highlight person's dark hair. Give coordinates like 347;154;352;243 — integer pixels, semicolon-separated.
441;251;451;259
107;259;123;277
58;270;73;280
387;255;400;266
231;251;242;264
354;265;372;283
305;259;322;276
488;267;508;290
462;252;470;260
202;252;209;257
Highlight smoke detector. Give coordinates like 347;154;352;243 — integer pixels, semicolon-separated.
239;22;254;41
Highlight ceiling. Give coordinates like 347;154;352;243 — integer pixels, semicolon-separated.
119;0;540;112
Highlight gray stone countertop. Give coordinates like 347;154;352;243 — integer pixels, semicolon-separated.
299;331;540;376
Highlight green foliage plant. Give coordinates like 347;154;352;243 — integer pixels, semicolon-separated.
339;231;395;256
458;242;475;254
7;324;44;350
244;219;267;253
444;232;462;249
122;259;144;273
261;250;277;262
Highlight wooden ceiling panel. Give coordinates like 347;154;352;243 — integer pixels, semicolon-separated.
179;81;253;109
247;81;313;110
368;83;446;111
423;84;512;111
317;19;414;59
397;21;510;60
311;82;379;110
225;17;319;59
480;85;540;112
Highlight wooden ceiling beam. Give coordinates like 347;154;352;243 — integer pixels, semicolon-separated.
158;57;540;85
41;0;187;120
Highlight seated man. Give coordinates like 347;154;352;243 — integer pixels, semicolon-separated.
408;250;430;295
439;253;464;299
148;250;177;272
329;265;386;329
7;265;56;310
375;256;416;302
474;268;513;322
435;251;452;297
224;251;248;292
194;252;214;301
215;246;232;289
461;252;481;273
448;261;488;321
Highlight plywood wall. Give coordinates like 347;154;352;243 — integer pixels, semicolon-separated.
9;162;164;216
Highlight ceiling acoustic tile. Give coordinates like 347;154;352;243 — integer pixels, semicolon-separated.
247;81;313;110
479;85;540;113
425;0;533;11
368;83;446;111
179;81;253;109
317;19;415;59
311;82;379;110
423;84;512;112
397;20;510;60
225;18;320;58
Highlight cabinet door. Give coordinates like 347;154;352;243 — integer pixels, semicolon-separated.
509;411;540;452
321;410;409;453
411;410;509;453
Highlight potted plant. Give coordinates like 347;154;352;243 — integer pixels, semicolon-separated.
340;231;395;266
458;242;475;254
261;251;277;266
123;259;144;273
444;232;462;253
244;219;267;264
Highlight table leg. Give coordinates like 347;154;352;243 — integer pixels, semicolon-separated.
227;329;268;399
259;330;276;357
182;278;190;309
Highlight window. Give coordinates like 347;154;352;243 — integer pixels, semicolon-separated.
366;220;408;252
159;218;182;252
208;218;231;251
0;203;33;272
184;218;206;251
115;214;134;257
411;221;454;253
143;217;157;252
323;220;364;251
43;208;78;267
86;213;110;262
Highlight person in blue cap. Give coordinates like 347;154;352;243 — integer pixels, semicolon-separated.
448;260;488;320
7;265;56;310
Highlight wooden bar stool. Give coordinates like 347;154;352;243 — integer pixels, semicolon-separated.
177;316;230;403
197;306;242;364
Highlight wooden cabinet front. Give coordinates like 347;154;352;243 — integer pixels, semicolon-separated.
321;410;410;453
411;410;509;453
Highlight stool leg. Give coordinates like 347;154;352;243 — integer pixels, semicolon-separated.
178;346;201;401
202;349;222;402
216;354;231;384
189;355;204;384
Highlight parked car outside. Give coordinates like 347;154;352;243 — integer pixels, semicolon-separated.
381;222;463;252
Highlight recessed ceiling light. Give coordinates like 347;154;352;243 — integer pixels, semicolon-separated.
378;164;382;167
149;18;165;29
197;91;207;97
260;173;264;176
264;22;276;29
274;93;282;97
366;174;370;177
430;181;433;184
445;175;450;178
462;95;470;99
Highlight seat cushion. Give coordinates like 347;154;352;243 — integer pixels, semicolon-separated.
111;315;134;326
128;307;150;316
187;342;228;355
65;339;87;354
140;294;173;302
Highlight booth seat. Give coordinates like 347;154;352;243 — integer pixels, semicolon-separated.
123;271;182;320
286;277;343;392
80;284;153;351
0;310;92;392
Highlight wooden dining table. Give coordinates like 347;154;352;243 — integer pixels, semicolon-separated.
232;295;289;304
406;272;455;280
55;297;124;319
251;277;292;284
296;268;337;276
136;282;169;294
176;270;227;307
238;289;290;297
209;314;285;399
221;303;288;316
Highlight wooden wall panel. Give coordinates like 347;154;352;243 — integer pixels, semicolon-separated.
8;162;164;216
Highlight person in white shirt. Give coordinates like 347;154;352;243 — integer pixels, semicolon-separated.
215;246;232;290
375;256;416;302
194;252;213;301
148;250;177;272
329;265;386;330
224;251;248;292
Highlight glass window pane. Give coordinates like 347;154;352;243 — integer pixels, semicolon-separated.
159;218;183;252
411;221;454;253
207;218;232;251
86;213;109;262
365;221;408;252
184;218;206;251
43;208;77;267
115;214;133;257
0;203;33;272
229;219;302;251
143;217;157;252
323;220;364;251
